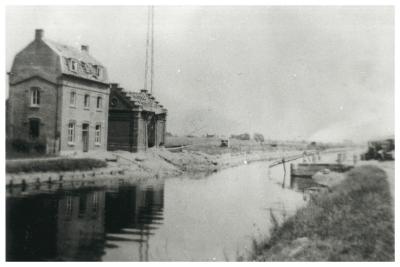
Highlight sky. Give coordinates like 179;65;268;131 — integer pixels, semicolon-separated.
6;6;394;142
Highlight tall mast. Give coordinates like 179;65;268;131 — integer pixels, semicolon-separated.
150;6;155;95
144;6;155;94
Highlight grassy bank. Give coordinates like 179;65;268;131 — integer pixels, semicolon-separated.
6;158;107;173
165;136;351;155
249;165;394;261
166;136;290;155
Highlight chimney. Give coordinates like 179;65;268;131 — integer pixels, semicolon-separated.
81;45;89;52
35;29;44;40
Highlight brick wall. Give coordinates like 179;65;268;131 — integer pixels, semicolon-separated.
59;78;109;153
8;78;59;141
10;39;61;85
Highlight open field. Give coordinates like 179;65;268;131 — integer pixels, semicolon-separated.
248;164;394;261
165;136;347;155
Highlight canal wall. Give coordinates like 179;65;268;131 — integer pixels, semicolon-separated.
6;148;315;187
6;148;356;190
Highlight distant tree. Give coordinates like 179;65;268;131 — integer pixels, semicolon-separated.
241;133;250;140
230;133;250;140
253;133;265;143
307;141;328;150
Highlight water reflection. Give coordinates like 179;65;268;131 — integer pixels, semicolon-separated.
56;190;105;261
104;185;164;261
7;162;305;261
7;183;164;261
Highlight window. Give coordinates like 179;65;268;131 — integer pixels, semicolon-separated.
81;62;90;74
30;87;40;106
68;122;76;143
95;124;101;145
96;96;102;109
70;59;78;72
94;66;102;77
84;94;90;108
29;118;40;139
70;91;76;106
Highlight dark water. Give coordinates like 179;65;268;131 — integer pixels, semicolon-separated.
6;162;305;261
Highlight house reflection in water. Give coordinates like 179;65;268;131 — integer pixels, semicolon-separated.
56;189;106;261
6;181;165;261
104;184;164;261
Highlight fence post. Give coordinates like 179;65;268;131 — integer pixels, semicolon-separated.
290;163;294;188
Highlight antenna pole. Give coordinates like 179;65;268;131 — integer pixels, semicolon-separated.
144;6;151;91
150;6;155;95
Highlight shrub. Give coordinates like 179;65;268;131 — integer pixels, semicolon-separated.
32;141;47;153
11;139;31;153
6;158;107;173
253;133;265;143
8;138;47;154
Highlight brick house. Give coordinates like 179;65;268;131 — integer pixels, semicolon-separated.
107;83;167;152
8;29;110;154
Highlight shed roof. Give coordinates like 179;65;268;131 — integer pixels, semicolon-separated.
110;84;167;114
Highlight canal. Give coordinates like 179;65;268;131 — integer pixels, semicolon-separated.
6;161;306;261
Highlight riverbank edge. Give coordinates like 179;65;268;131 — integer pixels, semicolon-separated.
5;148;348;188
5;149;297;187
247;164;394;261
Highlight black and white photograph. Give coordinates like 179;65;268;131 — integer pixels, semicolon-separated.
3;2;397;262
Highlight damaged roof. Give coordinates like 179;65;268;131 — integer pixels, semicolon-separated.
111;84;167;114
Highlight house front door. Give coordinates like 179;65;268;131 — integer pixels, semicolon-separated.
82;123;89;152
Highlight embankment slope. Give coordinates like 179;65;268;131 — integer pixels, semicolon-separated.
251;164;394;261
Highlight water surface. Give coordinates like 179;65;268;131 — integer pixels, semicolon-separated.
7;162;305;261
